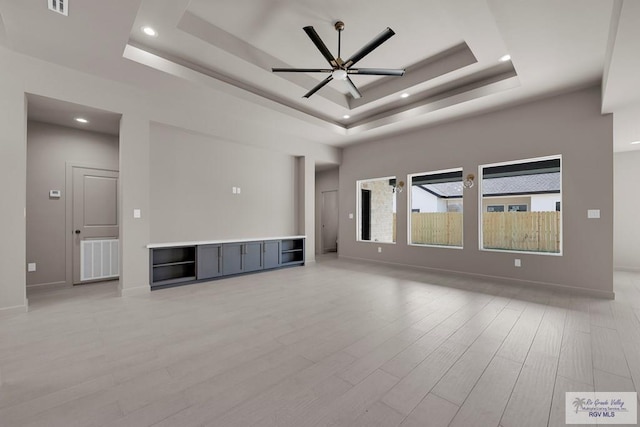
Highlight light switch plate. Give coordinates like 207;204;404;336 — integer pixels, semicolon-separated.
237;187;241;194
349;213;354;219
232;187;237;194
133;209;141;218
587;209;600;219
514;259;521;267
27;263;36;272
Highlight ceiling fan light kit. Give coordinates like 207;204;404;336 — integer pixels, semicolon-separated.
272;20;405;99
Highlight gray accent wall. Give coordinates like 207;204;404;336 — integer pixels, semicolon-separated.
26;121;119;288
614;150;640;271
149;123;298;243
339;87;614;296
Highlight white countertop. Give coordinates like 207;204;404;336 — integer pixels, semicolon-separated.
147;235;306;249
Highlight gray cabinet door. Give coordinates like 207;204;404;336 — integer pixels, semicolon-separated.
263;240;280;269
243;242;263;273
222;243;243;276
197;244;222;279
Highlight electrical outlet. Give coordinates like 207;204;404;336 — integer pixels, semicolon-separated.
349;213;353;219
232;187;237;194
237;187;241;194
378;247;382;253
27;263;36;272
514;259;521;267
133;209;141;218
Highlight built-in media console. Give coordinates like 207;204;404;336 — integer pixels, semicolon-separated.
148;236;305;289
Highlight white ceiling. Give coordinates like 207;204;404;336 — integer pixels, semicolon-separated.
1;0;638;151
27;94;121;136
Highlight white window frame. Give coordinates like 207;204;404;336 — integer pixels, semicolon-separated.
407;167;464;250
478;155;563;256
355;176;397;244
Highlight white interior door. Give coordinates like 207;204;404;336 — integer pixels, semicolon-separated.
72;167;119;284
321;190;339;253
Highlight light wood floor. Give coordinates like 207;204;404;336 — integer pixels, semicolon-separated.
1;255;639;427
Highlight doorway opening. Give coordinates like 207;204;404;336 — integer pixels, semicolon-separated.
321;190;338;253
26;94;121;293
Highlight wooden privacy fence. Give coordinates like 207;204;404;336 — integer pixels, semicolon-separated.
396;211;560;252
483;211;560;253
410;212;463;246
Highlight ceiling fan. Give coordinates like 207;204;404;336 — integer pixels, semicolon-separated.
272;21;405;99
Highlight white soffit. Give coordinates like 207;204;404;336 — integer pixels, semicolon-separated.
125;0;522;137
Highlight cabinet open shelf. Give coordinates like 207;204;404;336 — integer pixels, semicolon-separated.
149;237;305;289
153;260;195;267
280;238;304;266
150;246;197;288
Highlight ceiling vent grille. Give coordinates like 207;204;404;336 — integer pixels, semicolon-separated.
48;0;68;16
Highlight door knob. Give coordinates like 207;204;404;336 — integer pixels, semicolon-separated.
75;230;81;234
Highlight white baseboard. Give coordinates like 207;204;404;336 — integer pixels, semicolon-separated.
339;255;615;300
0;303;28;317
27;281;69;290
615;266;640;273
119;285;151;297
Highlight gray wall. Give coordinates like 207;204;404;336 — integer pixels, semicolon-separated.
150;123;298;243
614;150;640;271
339;87;614;296
0;62;27;314
26;121;119;287
315;168;339;254
0;46;340;313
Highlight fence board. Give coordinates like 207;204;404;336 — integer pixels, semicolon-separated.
483;211;560;253
410;212;463;247
399;211;560;252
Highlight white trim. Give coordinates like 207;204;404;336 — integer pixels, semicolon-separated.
148;235;306;249
615;266;640;273
0;304;28;317
407;167;464;249
478;154;563;256
339;255;614;299
119;284;150;297
408;243;463;250
355;176;396;243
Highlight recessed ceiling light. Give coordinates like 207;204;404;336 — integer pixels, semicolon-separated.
400;93;410;99
499;54;511;62
631;140;640;145
74;117;89;124
142;26;158;37
343;115;350;119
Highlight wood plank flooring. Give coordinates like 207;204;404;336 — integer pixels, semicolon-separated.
1;256;639;426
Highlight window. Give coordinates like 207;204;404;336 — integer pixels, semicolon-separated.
357;177;397;243
408;168;463;248
480;156;561;254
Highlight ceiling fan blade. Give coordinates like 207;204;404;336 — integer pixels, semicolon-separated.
343;76;362;99
272;68;333;73
344;28;395;68
303;26;338;68
348;68;405;76
303;75;334;98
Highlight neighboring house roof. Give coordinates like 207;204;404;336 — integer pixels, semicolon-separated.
483;172;560;195
419;172;560;198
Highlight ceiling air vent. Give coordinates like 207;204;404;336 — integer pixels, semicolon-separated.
48;0;68;16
